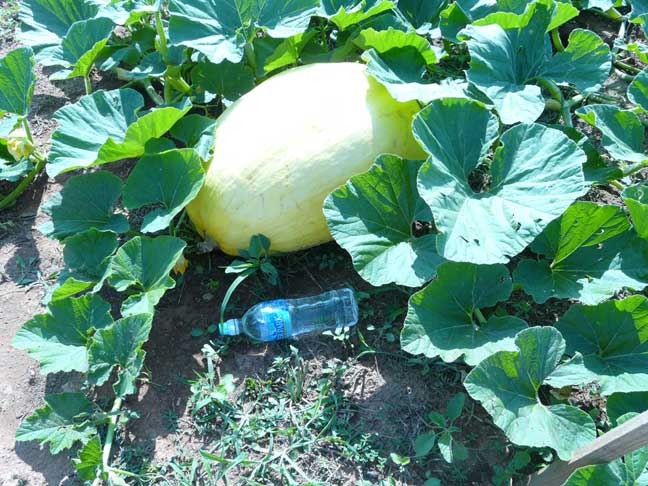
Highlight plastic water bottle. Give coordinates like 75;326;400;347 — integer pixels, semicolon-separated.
219;288;359;341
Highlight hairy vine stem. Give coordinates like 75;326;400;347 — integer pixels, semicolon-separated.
538;78;572;127
614;60;642;74
0;153;46;210
91;396;123;486
550;29;564;52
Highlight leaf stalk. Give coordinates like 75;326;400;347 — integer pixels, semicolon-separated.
155;11;169;63
473;308;487;326
621;160;648;178
614;60;642;75
550;29;564;53
92;396;123;485
538;78;572;127
84;75;93;95
0;155;46;211
22;117;33;144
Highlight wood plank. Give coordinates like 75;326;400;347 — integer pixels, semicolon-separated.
526;410;648;486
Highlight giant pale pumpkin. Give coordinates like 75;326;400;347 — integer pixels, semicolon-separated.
187;62;426;255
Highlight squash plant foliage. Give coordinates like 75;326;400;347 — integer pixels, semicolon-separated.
2;0;648;483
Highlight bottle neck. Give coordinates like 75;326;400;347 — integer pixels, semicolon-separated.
219;318;241;336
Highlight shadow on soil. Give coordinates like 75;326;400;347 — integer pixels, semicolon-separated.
104;245;506;484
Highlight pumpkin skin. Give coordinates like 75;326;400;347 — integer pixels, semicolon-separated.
187;62;426;255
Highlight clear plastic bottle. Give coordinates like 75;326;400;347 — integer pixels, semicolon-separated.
219;288;359;341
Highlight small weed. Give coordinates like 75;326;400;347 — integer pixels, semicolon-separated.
491;451;531;485
14;255;39;286
155;346;405;485
316;251;345;271
414;393;469;464
163;408;180;433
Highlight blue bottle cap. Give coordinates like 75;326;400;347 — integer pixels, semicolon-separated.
219;318;240;336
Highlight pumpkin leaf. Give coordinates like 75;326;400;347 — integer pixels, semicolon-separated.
108;236;186;316
19;0;99;61
122;148;205;233
461;2;610;124
465;327;596;460
0;47;36;116
48;17;115;80
401;262;527;366
12;294;113;374
546;296;648;395
514;202;648;304
168;0;319;64
415;97;587;264
47;89;190;177
51;229;118;301
39;171;128;240
324;154;444;287
623;184;648;239
576;104;647;163
169;114;216;161
15;393;97;454
87;313;153;397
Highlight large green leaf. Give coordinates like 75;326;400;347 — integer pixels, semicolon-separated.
320;0;396;30
361;49;468;103
628;67;648;112
52;229;118;301
607;392;648;425
324;155;444;287
355;27;437;64
393;0;448;34
564;460;632;486
465;327;596;460
169;114;216;161
514;202;648;304
576;104;647;163
0;159;34;182
168;0;319;64
354;27;467;103
460;3;610;124
93;0;157;25
19;0;99;60
73;436;103;481
15;392;96;454
415;98;587;264
401;262;527;366
87;313;153;397
546;296;648;395
624;185;648;240
630;0;648;26
13;294;112;374
254;31;316;76
122;148;205;233
39;171;128;240
552;124;623;186
192;60;255;103
47;89;190;177
48;17;115;80
354;27;450;103
108;236;186;315
440;0;578;42
0;47;36;117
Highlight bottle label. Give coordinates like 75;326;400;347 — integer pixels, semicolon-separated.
260;309;291;341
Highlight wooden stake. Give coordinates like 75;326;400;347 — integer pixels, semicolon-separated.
526;410;648;486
